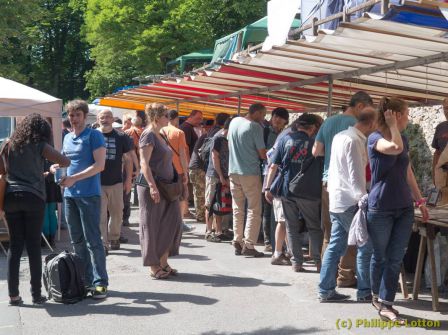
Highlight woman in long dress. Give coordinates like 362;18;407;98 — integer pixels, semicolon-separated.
138;103;182;279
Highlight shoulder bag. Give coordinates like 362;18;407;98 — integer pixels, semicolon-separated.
288;155;324;200
135;133;181;202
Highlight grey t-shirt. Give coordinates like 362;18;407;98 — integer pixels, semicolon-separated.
4;141;46;200
432;121;448;152
228;117;265;176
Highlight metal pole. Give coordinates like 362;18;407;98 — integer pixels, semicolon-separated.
328;76;333;117
237;96;241;115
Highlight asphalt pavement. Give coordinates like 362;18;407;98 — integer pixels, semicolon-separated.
0;205;447;335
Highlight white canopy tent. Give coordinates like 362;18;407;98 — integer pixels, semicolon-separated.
0;77;63;150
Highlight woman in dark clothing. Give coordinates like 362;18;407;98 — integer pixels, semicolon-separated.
0;114;70;305
367;98;429;323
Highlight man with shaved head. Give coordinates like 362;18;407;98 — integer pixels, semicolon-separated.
97;109;133;253
318;106;377;302
432;98;448;182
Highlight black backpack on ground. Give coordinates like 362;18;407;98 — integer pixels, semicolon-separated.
43;251;87;304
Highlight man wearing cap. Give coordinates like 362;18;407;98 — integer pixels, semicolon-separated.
161;110;190;221
265;113;323;272
97;109;133;252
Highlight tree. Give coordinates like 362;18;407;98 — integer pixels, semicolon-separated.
29;0;92;100
84;0;266;98
0;0;42;82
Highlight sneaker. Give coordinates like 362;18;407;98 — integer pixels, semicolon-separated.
183;223;196;233
119;235;128;244
271;254;292;266
92;286;107;299
32;296;47;305
357;294;373;303
215;233;232;241
319;292;350;303
264;244;273;253
232;241;243;255
110;240;120;250
242;246;264;258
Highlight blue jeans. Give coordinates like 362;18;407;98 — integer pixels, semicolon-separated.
319;205;372;299
367;206;414;305
65;196;108;287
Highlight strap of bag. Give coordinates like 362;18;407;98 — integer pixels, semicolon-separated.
161;130;180;157
1;141;10;175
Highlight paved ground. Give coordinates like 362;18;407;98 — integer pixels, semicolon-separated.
0;205;447;335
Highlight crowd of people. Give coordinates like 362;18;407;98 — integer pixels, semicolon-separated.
4;93;448;324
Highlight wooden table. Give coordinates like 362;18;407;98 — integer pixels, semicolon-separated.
413;205;448;312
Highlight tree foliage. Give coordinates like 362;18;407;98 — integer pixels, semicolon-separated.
1;0;266;99
84;0;266;97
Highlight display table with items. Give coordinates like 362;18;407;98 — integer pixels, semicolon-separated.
413;204;448;312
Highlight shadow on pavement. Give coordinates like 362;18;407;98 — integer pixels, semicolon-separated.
167;273;290;288
172;254;211;261
180;241;205;249
394;298;448;315
40;291;218;317
201;326;321;335
398;315;448;331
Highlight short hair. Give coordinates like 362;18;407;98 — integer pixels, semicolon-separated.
66;100;89;115
215;113;230;127
271;107;289;123
189;110;202;118
248;103;266;115
131;116;142;127
62;119;71;128
349;91;373;108
168;110;179;120
293;113;321;130
357;107;377;125
123;113;133;121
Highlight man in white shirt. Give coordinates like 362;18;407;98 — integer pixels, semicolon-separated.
318;107;377;302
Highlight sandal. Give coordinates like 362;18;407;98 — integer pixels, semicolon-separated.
372;298;399;315
206;232;221;243
8;296;23;306
150;268;169;280
379;307;406;325
162;265;178;276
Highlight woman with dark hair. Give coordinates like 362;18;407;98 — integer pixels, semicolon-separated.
138;103;182;279
0;113;70;305
367;97;428;323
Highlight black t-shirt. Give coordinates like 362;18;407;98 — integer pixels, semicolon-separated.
180;121;198;158
100;129;132;185
189;126;221;170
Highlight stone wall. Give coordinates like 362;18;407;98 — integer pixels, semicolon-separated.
404;105;444;195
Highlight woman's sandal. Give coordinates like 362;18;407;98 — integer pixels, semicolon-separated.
378;307;406;325
8;296;23;306
162;265;178;276
150;268;169;280
372;298;399;315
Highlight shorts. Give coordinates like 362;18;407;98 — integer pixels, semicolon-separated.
178;173;189;201
273;197;285;223
205;175;219;208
